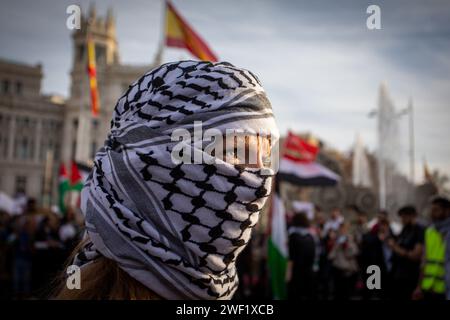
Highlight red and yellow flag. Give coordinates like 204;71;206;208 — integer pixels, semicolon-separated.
165;1;218;62
283;131;319;163
87;38;100;116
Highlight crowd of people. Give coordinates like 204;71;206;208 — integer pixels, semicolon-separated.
283;197;450;300
1;194;449;300
0;199;82;299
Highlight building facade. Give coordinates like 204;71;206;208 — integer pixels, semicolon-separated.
0;59;64;202
0;6;159;205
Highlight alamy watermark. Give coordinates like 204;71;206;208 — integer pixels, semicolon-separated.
65;263;382;291
66;5;81;30
366;265;381;290
66;3;382;34
366;5;381;30
170;121;279;175
66;264;81;290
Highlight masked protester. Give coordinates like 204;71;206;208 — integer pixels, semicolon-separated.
54;60;278;300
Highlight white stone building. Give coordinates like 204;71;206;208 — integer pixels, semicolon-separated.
0;6;159;205
0;59;64;201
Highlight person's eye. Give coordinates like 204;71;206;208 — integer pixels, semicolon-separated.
226;150;234;157
224;149;234;160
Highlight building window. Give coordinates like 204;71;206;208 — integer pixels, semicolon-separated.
1;136;7;158
77;44;85;62
40;141;46;161
15;176;27;194
54;143;60;161
90;141;97;159
19;137;29;159
92;119;99;131
16;81;22;95
14;137;32;160
2;80;9;94
96;44;106;64
71;140;77;160
0;113;11;159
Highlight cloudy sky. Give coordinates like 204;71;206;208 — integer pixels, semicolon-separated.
1;0;450;182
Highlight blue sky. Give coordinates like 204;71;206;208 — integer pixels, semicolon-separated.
1;0;450;182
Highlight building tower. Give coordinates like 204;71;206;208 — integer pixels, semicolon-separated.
62;5;157;165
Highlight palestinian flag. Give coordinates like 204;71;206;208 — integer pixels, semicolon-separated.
58;163;70;214
68;161;91;208
70;160;84;192
278;159;339;186
278;131;339;186
268;181;288;299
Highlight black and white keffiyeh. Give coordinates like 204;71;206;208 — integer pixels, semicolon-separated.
74;60;279;300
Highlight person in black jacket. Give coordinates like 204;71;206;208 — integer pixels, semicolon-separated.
388;206;425;300
286;212;316;300
360;211;394;299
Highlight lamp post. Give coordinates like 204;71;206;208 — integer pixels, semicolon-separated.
368;107;386;210
398;98;415;184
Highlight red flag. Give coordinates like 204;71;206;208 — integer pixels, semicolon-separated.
59;163;68;180
70;161;83;191
283;131;319;163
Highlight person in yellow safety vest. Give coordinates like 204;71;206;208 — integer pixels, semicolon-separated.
413;197;450;300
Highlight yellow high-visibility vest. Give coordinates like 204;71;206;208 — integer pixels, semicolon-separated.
421;227;446;294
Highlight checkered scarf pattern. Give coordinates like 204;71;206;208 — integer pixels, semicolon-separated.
74;60;278;299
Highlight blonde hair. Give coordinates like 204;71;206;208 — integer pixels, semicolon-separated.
53;242;160;300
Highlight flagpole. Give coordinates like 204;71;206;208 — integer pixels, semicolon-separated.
43;149;54;209
75;20;91;163
155;0;167;65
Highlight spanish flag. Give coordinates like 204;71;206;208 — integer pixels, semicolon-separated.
87;38;100;116
165;1;218;62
